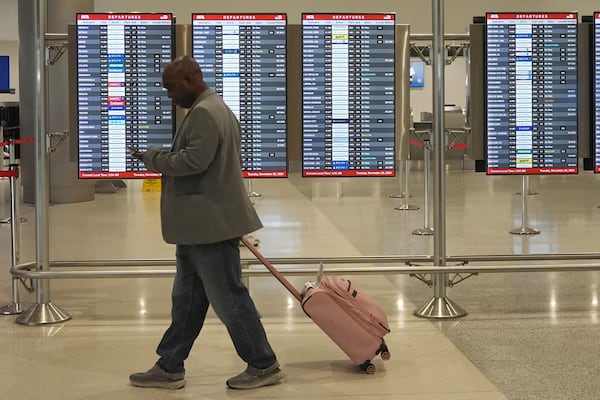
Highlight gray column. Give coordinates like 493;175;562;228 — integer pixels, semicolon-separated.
20;0;94;204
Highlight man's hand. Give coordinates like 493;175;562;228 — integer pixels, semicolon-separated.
127;145;145;160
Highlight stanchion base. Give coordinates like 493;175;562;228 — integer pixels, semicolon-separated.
15;302;71;325
0;302;24;315
394;204;419;211
414;296;467;319
510;227;540;235
248;192;262;198
412;227;434;236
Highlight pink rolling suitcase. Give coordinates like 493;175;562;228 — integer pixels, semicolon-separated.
241;236;391;373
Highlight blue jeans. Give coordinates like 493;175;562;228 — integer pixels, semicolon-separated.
156;238;277;373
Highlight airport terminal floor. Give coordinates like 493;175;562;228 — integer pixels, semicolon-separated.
2;166;600;400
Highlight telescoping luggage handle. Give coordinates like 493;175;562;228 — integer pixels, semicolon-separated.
241;236;302;302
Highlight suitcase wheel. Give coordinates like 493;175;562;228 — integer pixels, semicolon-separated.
359;361;377;374
377;343;391;361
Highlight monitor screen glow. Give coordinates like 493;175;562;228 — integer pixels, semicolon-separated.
409;60;424;88
76;13;175;179
191;13;288;178
484;12;578;175
0;56;9;92
301;13;396;177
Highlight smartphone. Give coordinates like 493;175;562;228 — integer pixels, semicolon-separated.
127;145;138;154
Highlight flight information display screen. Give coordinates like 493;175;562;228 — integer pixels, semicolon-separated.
76;13;174;179
485;12;578;175
192;13;287;178
593;12;600;173
301;13;396;177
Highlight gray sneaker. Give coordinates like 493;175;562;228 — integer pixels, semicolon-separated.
226;361;284;390
129;364;186;389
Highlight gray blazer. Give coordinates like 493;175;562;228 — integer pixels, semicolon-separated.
142;89;263;245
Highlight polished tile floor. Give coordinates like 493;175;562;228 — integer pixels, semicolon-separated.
2;165;600;400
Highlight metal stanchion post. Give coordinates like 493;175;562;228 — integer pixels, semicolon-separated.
510;175;540;235
516;174;538;195
414;0;466;319
241;260;250;289
412;139;434;234
0;122;9;225
0;120;4;157
0;128;28;225
247;178;261;198
389;159;407;198
16;0;70;325
0;136;24;315
394;159;419;210
243;178;261;246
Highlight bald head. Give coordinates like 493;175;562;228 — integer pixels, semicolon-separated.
164;56;203;79
162;56;208;108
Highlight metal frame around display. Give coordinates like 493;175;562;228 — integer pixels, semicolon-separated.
11;258;600;279
11;3;600;325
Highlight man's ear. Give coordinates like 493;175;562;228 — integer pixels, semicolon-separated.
183;74;193;86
